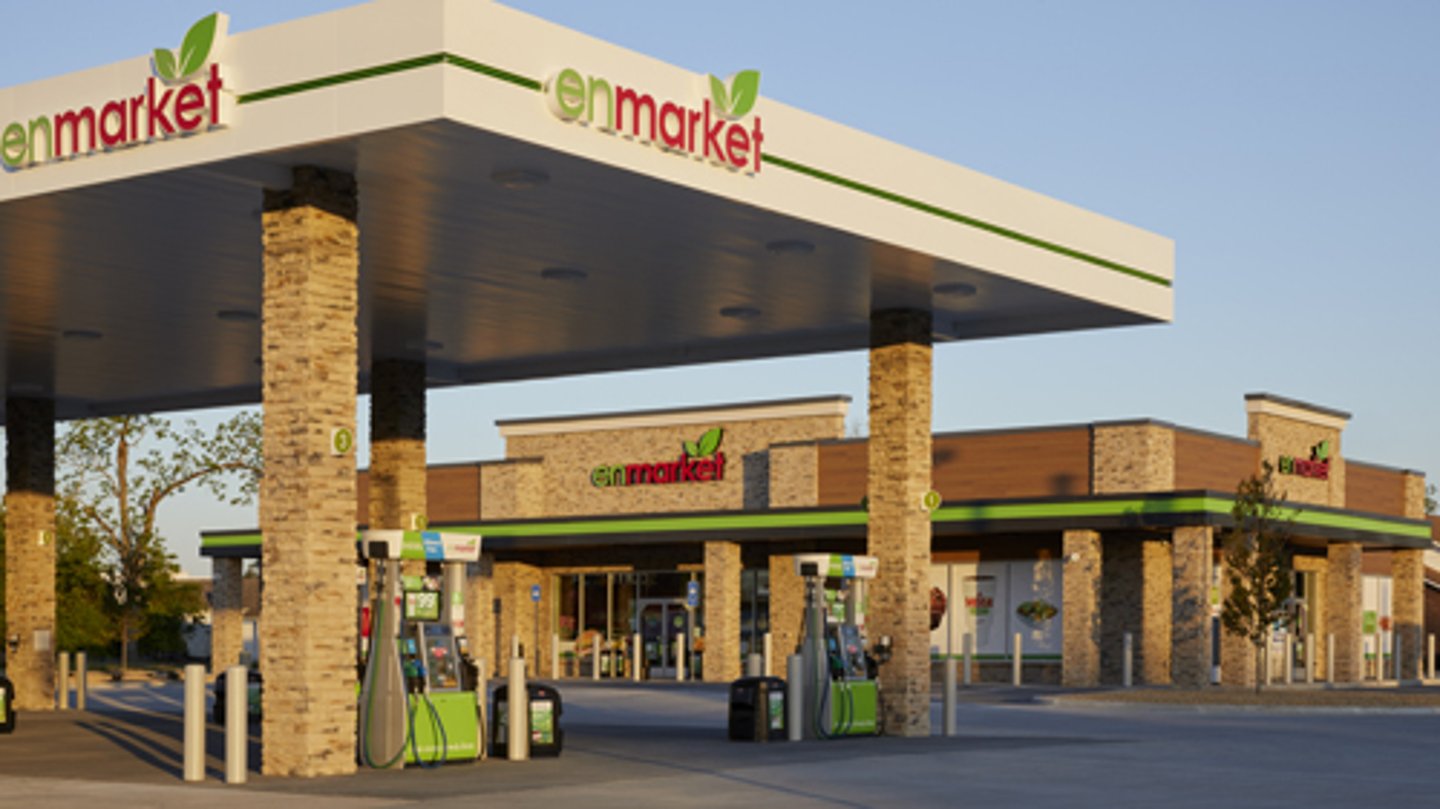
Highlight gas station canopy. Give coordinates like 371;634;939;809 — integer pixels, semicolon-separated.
0;0;1173;421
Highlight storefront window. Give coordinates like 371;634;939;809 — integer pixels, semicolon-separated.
556;575;579;641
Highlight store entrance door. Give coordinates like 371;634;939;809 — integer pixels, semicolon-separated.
639;598;687;678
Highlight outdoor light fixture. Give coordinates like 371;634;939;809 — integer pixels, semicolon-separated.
719;305;762;321
489;168;550;190
933;282;978;298
540;267;588;283
62;329;103;341
765;239;815;255
216;309;259;322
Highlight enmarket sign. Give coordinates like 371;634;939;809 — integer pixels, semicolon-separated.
2;13;231;170
1278;440;1331;480
590;427;728;488
546;67;764;173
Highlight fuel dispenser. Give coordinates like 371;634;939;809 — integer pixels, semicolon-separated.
795;553;882;738
358;530;484;768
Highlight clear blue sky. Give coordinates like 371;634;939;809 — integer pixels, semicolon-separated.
2;1;1437;575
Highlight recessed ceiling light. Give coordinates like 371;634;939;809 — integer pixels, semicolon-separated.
62;329;103;341
933;282;978;298
490;169;550;190
217;309;259;322
766;239;815;255
720;306;762;321
540;267;588;283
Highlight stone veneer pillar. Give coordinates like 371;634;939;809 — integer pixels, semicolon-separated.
368;358;427;540
1171;526;1212;687
1326;542;1363;683
1061;530;1102;687
768;554;804;666
703;541;742;682
211;557;245;676
1219;551;1257;688
259;166;360;777
865;308;932;737
4;397;56;711
1139;539;1172;684
494;562;545;676
1392;549;1424;682
465;553;496;677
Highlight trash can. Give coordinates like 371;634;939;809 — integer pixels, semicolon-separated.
491;682;564;757
728;676;786;742
0;674;15;734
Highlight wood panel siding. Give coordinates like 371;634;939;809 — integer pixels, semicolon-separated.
355;464;484;526
1347;462;1407;517
817;428;1091;506
1173;429;1258;492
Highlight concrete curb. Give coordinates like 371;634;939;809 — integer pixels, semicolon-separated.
1035;695;1440;715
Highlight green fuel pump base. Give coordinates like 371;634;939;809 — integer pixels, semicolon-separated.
796;555;880;740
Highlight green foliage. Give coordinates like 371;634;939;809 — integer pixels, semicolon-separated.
1426;483;1437;516
1220;461;1296;688
54;499;117;654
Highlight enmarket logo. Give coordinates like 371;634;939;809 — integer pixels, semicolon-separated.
590;427;728;488
1278;440;1330;480
2;13;230;171
546;67;764;173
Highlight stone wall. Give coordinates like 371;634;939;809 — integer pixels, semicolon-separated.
1170;526;1212;687
465;554;497;677
1246;403;1346;508
479;460;545;520
768;554;804;670
1092;423;1175;493
211;557;245;676
768;443;819;507
703;541;742;681
1061;530;1102;686
1100;537;1172;685
4;397;55;711
1392;548;1424;681
368;358;427;532
1326;542;1363;682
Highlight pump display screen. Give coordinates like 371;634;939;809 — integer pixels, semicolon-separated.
405;591;441;622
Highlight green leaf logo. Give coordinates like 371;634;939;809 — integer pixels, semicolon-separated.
1312;440;1330;462
154;13;222;82
697;427;724;457
683;440;701;458
708;70;761;121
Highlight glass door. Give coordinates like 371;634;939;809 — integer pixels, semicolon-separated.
639;598;685;678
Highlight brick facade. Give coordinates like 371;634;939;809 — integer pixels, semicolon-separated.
210;556;245;676
368;357;427;533
1170;526;1212;687
4;396;56;711
259;167;360;777
1092;423;1175;493
1061;530;1102;686
703;541;742;681
1392;548;1424;681
1326;542;1363;683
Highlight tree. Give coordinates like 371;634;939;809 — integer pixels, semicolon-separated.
1220;461;1296;692
58;412;261;671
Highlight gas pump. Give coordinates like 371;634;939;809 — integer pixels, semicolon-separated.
358;530;484;768
795;553;881;738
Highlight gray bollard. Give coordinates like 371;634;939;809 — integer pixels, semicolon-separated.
746;653;763;677
1284;634;1294;684
962;634;973;687
183;664;205;782
763;632;773;677
1305;634;1315;684
1122;633;1134;688
507;656;529;761
786;654;803;742
1394;634;1402;681
1326;632;1335;685
225;666;247;784
1012;633;1023;686
943;658;957;737
57;652;70;710
675;633;686;682
632;633;643;682
1429;635;1436;681
76;651;88;710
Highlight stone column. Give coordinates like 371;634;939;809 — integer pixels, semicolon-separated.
368;357;427;547
768;554;804;664
495;562;545;676
4;397;56;711
1140;538;1172;685
1326;542;1363;683
259;167;360;777
865;308;932;737
1393;548;1424;682
465;553;496;678
211;557;245;676
1062;530;1102;687
1219;550;1257;688
1171;526;1212;687
703;541;742;682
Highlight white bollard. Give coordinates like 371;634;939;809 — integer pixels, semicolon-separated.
552;634;560;679
675;633;687;682
1284;634;1294;685
225;666;247;784
943;658;957;737
592;638;602;682
478;656;487;690
507;656;529;761
1429;635;1436;681
962;634;973;687
76;652;88;711
56;652;69;710
183;664;205;782
1305;634;1315;684
1326;632;1335;685
763;632;774;678
786;654;803;742
1012;633;1023;687
1122;633;1134;688
511;634;521;660
632;633;643;682
746;653;763;677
